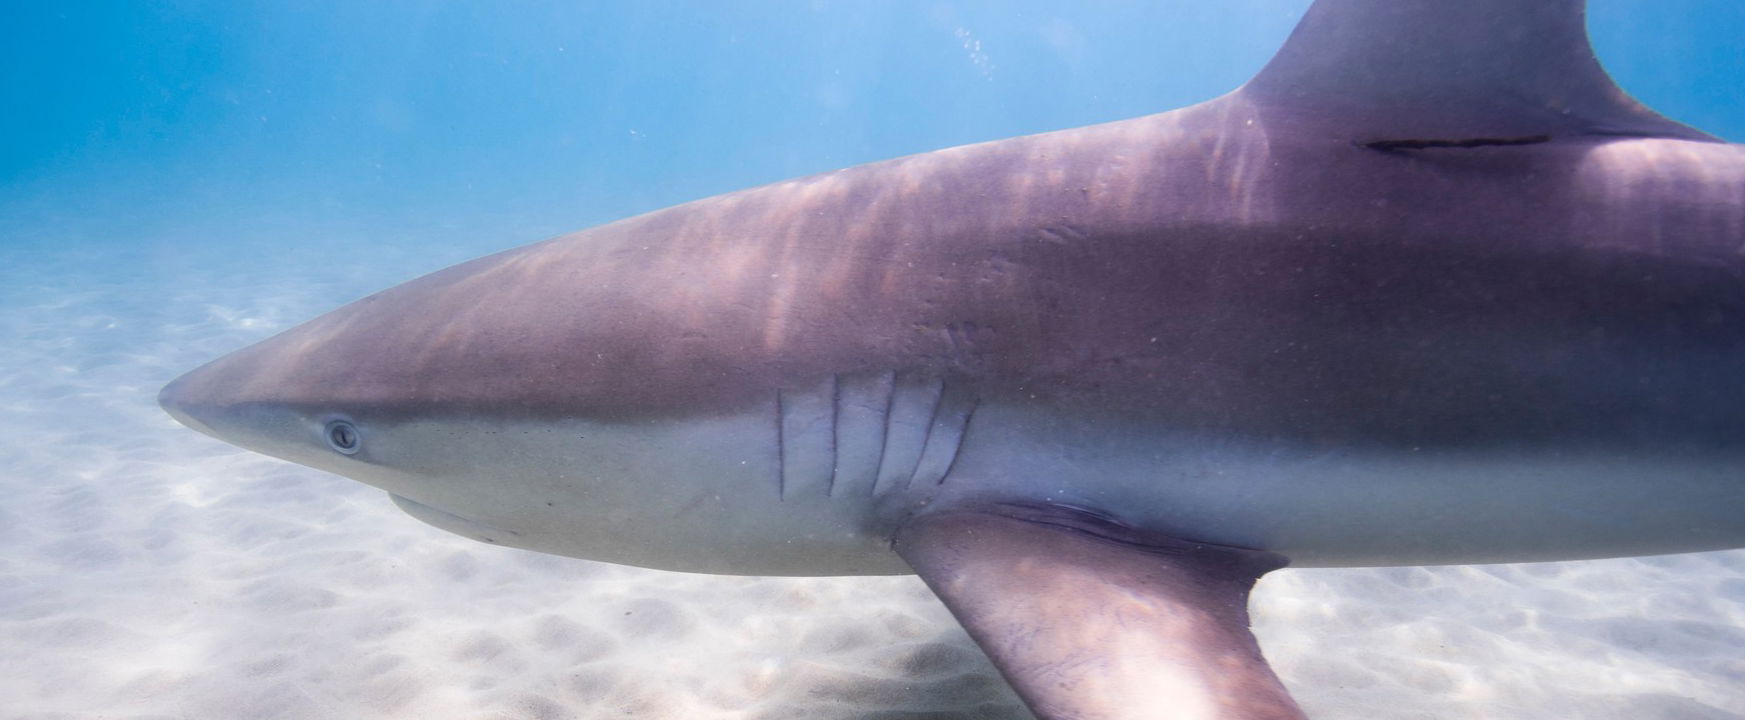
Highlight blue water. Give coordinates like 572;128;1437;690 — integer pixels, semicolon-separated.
8;1;1736;247
3;3;1743;718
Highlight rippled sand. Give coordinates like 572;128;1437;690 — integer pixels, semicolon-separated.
2;227;1741;719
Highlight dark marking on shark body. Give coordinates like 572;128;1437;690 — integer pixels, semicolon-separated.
1363;134;1554;152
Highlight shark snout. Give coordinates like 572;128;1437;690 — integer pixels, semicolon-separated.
158;367;226;440
158;353;271;445
158;349;359;467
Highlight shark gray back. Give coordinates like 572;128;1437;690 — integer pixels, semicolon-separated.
161;1;1745;717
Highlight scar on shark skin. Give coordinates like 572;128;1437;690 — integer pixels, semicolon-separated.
1362;135;1553;152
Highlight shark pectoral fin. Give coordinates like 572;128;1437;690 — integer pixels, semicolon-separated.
894;505;1303;720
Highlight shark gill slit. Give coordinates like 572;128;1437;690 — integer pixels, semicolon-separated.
873;372;928;497
774;389;786;501
911;386;977;487
901;376;948;492
934;400;978;486
869;370;898;497
827;373;840;497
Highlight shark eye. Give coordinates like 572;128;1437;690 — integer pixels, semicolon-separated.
324;420;362;455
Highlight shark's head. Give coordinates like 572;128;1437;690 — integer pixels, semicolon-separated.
157;246;910;577
158;335;459;509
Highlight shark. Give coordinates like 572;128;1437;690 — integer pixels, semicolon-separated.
159;1;1745;717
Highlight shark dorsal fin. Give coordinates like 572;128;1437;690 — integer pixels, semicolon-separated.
1238;0;1715;143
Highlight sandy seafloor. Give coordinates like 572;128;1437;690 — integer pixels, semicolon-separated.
0;212;1740;720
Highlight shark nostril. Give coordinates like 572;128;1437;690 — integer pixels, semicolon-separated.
325;420;362;455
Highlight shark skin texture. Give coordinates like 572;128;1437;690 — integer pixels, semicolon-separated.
160;1;1745;717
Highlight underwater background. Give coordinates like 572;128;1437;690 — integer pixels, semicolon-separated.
2;1;1743;718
